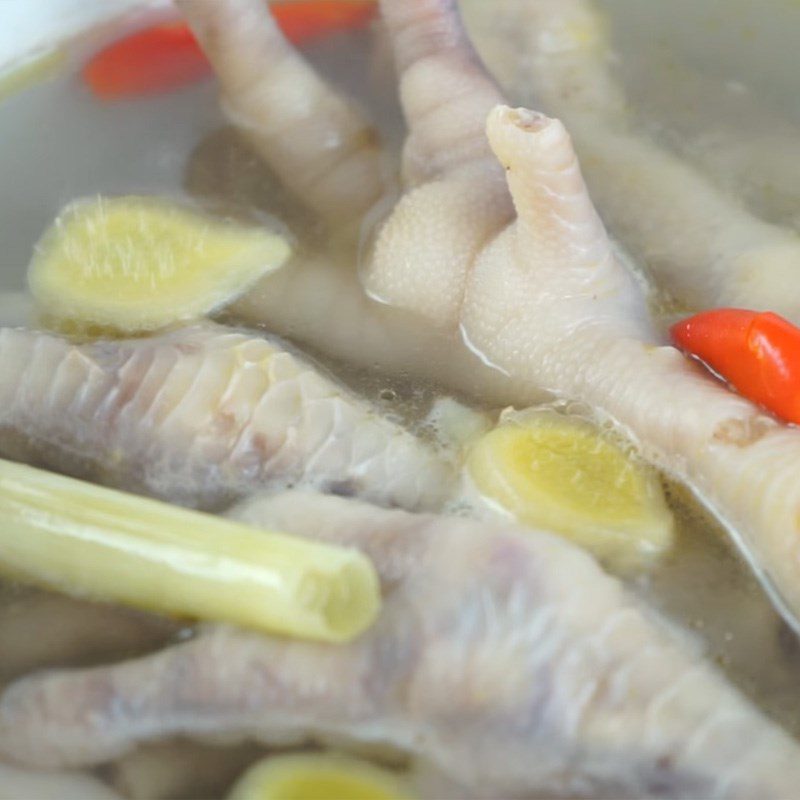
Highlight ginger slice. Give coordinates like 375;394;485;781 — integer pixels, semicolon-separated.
467;410;674;570
28;195;290;334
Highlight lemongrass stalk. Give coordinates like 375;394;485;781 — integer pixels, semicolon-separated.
0;459;379;643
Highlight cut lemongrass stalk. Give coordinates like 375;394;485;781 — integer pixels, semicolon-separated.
227;753;415;800
0;459;380;643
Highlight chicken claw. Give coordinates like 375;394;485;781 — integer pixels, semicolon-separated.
177;0;387;223
353;0;800;630
1;492;799;799
365;0;514;327
469;0;800;318
0;324;453;510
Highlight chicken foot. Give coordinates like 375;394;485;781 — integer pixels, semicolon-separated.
1;492;799;799
176;0;387;224
178;0;525;405
0;323;453;511
320;0;800;627
0;761;121;800
465;0;800;318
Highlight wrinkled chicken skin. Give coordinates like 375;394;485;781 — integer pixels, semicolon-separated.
3;0;796;633
178;1;525;404
0;324;452;511
366;0;515;327
2;492;800;799
292;0;800;626
465;0;800;318
230;251;528;407
5;4;800;795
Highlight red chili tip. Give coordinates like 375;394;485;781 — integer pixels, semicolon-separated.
83;1;378;102
671;307;800;426
669;308;756;353
82;23;210;100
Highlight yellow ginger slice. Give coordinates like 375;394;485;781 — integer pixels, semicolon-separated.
28;196;291;333
467;411;674;570
228;754;414;800
0;459;379;643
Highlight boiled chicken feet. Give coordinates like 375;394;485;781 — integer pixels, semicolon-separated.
364;0;515;327
466;0;800;318
0;323;453;511
176;0;387;223
179;0;525;404
228;248;527;405
2;0;792;631
338;0;800;629
2;492;800;799
178;0;513;332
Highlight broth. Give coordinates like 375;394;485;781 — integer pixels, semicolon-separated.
1;1;800;797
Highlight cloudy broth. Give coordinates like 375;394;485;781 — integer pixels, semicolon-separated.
1;1;800;796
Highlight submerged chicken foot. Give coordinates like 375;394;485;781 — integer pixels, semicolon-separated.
8;0;800;637
0;323;453;511
176;0;387;224
331;0;800;629
1;492;799;799
466;0;800;318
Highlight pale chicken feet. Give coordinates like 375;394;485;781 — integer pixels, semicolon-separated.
176;0;387;223
348;0;800;629
1;493;800;799
0;323;453;510
179;0;526;405
466;0;800;318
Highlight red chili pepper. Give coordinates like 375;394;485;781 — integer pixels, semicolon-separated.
671;308;800;424
82;1;377;101
82;22;209;100
273;0;376;43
